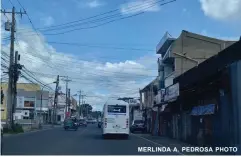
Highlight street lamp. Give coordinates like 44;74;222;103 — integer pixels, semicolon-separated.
39;81;57;129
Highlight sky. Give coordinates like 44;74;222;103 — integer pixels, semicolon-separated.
1;0;241;111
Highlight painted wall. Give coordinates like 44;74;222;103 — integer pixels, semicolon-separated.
1;83;40;121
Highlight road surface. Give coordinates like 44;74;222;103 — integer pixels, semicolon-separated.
2;124;182;155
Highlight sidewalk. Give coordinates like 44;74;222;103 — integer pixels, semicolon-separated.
135;133;225;155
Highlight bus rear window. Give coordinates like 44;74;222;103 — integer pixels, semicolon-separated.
108;105;126;113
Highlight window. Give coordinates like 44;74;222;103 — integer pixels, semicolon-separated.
24;101;35;108
108;105;126;113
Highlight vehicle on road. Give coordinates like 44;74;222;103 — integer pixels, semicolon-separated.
102;99;129;139
130;120;146;133
78;119;87;127
64;118;78;131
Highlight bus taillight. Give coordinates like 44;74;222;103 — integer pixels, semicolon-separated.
105;118;107;128
126;118;129;128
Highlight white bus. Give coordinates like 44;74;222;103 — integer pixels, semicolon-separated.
102;99;129;139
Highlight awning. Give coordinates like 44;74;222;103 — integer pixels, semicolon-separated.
190;104;215;116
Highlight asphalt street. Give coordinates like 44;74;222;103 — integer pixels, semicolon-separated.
2;124;182;155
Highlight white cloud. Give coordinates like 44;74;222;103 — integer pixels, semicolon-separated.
87;0;103;8
1;25;158;110
40;16;55;27
200;29;239;41
75;0;105;9
199;0;241;21
120;0;160;15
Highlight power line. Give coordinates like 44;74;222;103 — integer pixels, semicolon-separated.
45;0;176;36
15;0;40;38
7;0;14;6
47;41;154;52
1;1;10;21
37;0;165;33
17;0;163;31
16;0;176;36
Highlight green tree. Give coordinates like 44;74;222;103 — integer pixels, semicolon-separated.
80;104;92;117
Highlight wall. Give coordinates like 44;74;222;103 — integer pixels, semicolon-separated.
230;60;241;154
1;83;41;122
167;31;236;78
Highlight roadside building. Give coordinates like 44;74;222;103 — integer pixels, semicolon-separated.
154;30;237;140
140;30;239;146
172;40;241;148
1;83;41;125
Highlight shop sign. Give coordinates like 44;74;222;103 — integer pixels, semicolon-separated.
164;83;179;102
16;96;24;108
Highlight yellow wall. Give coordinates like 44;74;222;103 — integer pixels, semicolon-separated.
1;83;41;121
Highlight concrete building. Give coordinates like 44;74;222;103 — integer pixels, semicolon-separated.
139;77;159;133
1;83;41;125
140;30;237;136
14;89;49;124
48;92;78;124
156;30;236;88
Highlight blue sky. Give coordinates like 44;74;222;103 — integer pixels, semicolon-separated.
1;0;241;110
2;0;240;62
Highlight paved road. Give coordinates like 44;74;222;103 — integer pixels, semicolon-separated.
2;124;182;155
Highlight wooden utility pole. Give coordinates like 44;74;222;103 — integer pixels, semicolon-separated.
1;7;26;129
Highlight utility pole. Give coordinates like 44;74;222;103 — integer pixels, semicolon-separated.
68;88;71;115
62;76;71;118
1;7;26;129
77;90;81;117
12;51;21;121
53;75;59;125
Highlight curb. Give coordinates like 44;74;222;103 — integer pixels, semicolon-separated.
3;125;61;137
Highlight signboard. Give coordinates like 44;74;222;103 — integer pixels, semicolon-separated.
128;99;140;106
16;96;24;108
65;112;70;118
164;83;179;102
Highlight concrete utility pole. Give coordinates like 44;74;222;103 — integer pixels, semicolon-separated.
62;76;71;117
68;88;71;113
53;75;59;125
12;51;21;120
77;90;82;117
1;7;26;129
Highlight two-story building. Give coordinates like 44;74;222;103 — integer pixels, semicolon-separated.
140;30;237;138
151;30;237;143
1;83;51;125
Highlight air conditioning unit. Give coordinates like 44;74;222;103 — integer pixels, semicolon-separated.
22;110;30;117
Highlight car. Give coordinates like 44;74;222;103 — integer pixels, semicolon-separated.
78;119;87;127
64;118;78;131
130;120;146;133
